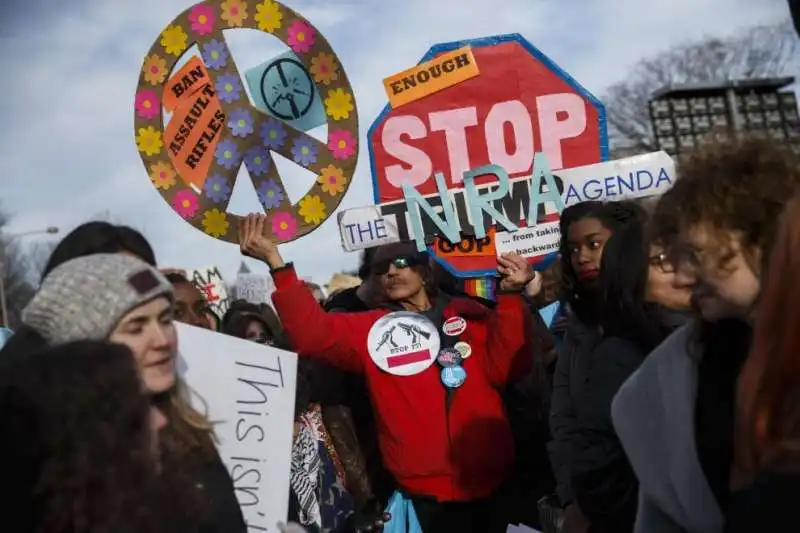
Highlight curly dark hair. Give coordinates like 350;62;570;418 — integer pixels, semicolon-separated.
0;340;192;533
650;136;800;274
559;200;645;324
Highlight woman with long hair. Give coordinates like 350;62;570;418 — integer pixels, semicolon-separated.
239;214;536;533
548;200;643;532
569;208;689;533
2;252;245;533
727;194;800;532
0;340;193;533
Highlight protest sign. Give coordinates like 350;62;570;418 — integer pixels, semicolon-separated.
368;33;607;277
235;273;275;305
177;323;298;533
383;46;480;108
245;50;327;132
134;0;359;244
338;206;401;252
492;151;675;261
0;327;12;350
187;265;230;318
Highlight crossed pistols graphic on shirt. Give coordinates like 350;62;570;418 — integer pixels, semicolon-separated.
376;322;432;354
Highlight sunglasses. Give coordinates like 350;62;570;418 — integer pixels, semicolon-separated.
372;255;423;276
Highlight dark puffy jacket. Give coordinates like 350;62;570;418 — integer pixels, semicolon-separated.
548;312;601;505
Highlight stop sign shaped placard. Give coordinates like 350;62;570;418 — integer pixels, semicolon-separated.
368;34;608;277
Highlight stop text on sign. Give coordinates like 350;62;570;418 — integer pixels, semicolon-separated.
379;95;587;191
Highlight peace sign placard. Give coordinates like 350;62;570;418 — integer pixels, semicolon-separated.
133;0;359;244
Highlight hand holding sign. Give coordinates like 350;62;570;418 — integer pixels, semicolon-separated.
497;253;535;292
239;214;284;269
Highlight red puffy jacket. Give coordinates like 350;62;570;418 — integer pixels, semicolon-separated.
271;265;533;502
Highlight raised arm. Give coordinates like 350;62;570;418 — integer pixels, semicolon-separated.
239;215;376;373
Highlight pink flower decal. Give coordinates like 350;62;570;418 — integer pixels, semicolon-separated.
287;20;316;54
134;89;160;120
271;211;298;240
172;190;199;219
328;129;357;160
189;4;216;35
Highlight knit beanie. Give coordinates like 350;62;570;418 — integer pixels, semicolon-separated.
23;254;174;345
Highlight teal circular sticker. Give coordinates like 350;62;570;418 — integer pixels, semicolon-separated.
0;327;14;350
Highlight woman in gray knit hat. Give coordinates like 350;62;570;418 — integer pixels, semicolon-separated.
2;253;247;533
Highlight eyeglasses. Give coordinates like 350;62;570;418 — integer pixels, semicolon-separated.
649;252;676;274
372;255;422;276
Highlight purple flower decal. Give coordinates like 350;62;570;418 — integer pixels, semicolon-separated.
245;146;271;176
228;109;254;138
204;174;232;203
257;179;284;210
215;139;241;170
201;39;228;70
291;137;318;166
260;119;287;149
216;74;242;103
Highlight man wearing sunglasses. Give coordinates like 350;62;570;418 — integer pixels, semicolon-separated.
240;214;537;533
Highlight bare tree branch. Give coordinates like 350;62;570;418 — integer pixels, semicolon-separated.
604;21;800;153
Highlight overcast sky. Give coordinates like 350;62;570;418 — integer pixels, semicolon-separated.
0;0;791;285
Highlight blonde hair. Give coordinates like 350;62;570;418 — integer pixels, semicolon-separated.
157;375;217;458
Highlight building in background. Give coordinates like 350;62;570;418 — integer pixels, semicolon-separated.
649;77;800;156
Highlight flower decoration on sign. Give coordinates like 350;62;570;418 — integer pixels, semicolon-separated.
215;139;241;170
245;147;271;176
149;161;176;190
204;174;232;204
202;39;229;70
260;119;288;149
271;211;298;240
221;0;248;26
324;88;354;120
287;20;316;54
143;54;168;85
318;165;347;196
136;126;163;156
255;0;282;32
188;4;216;35
310;52;339;85
202;209;230;237
160;25;188;56
228;109;254;138
257;179;284;209
134;89;160;120
216;75;242;103
291;138;318;166
299;195;326;225
328;129;356;160
172;190;199;219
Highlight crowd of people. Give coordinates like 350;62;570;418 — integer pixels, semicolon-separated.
1;136;800;533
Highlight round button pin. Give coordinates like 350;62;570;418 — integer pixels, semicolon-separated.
442;316;467;337
441;365;467;389
437;348;463;368
454;341;472;360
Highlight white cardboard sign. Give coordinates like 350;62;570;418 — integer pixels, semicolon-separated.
177;323;298;533
558;150;675;207
338;206;401;252
235;273;275;305
186;265;231;318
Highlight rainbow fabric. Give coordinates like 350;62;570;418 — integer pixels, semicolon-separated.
464;278;496;301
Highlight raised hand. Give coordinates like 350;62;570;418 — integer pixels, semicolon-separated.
239;213;284;269
497;252;535;292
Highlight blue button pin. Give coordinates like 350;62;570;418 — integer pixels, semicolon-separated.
441;365;467;389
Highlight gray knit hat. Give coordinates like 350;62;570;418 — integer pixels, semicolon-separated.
23;253;174;345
